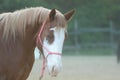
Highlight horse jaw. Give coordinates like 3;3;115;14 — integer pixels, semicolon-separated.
43;27;65;76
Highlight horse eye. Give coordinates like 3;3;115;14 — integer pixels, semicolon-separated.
47;34;51;39
46;31;54;44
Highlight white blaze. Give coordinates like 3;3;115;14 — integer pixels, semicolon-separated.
43;27;65;76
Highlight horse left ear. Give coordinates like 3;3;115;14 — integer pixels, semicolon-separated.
64;9;75;22
49;9;56;21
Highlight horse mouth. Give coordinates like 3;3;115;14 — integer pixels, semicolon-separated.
50;66;58;77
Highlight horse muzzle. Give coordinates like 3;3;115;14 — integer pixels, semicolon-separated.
46;55;62;77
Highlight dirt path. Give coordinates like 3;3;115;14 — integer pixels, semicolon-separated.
28;56;120;80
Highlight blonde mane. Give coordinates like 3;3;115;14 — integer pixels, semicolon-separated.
0;7;66;40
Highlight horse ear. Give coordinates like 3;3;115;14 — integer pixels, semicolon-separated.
64;9;75;21
49;9;56;21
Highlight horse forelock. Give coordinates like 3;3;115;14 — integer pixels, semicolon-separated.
0;7;67;40
55;10;67;27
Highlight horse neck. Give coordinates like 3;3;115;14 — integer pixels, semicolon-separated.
23;25;39;52
19;8;50;52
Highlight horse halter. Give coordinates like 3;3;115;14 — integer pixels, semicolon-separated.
36;17;62;79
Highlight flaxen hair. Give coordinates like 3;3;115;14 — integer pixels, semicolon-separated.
0;7;66;40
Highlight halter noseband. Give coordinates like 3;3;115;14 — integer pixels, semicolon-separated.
36;17;62;79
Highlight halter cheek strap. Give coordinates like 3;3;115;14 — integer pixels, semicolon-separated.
36;18;62;80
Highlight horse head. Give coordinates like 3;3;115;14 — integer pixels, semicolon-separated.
36;8;75;77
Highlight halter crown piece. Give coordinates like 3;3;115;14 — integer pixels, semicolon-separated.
36;17;62;80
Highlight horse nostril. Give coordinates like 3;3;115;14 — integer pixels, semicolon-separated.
52;66;55;73
51;66;57;77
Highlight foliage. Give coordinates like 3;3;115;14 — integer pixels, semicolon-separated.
0;0;119;27
41;0;120;27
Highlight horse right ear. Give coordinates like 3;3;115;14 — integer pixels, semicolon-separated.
49;9;56;21
64;9;75;22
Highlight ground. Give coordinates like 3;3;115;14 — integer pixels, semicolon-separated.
27;56;120;80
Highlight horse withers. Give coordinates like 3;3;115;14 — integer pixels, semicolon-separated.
0;7;75;80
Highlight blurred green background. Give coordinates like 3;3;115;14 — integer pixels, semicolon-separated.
0;0;120;55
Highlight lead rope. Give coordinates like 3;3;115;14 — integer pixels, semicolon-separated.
39;58;46;80
36;18;61;80
36;18;47;80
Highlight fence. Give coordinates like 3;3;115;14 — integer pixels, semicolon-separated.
64;20;120;50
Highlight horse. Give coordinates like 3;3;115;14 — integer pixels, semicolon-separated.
0;7;75;80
